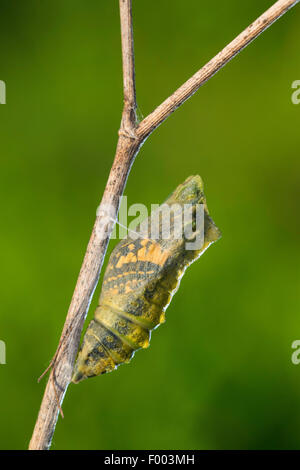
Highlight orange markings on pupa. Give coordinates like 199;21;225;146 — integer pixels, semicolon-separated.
114;239;169;269
137;242;170;267
116;251;137;269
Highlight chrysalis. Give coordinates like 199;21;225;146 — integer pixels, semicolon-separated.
72;175;221;383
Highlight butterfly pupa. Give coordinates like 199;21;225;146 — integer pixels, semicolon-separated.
72;175;221;383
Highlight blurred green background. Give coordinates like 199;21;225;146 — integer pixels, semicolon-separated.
0;0;299;450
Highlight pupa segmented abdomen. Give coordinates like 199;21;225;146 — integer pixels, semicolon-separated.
72;175;221;383
72;248;179;383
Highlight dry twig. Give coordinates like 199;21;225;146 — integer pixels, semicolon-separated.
29;0;299;450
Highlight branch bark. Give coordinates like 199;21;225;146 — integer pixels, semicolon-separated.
29;0;299;450
119;0;137;136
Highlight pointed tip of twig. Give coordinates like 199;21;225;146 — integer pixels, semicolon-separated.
37;361;54;383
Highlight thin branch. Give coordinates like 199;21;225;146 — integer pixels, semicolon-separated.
29;0;299;450
28;0;138;451
137;0;300;141
119;0;137;137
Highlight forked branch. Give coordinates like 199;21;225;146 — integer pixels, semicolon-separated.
29;0;299;450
